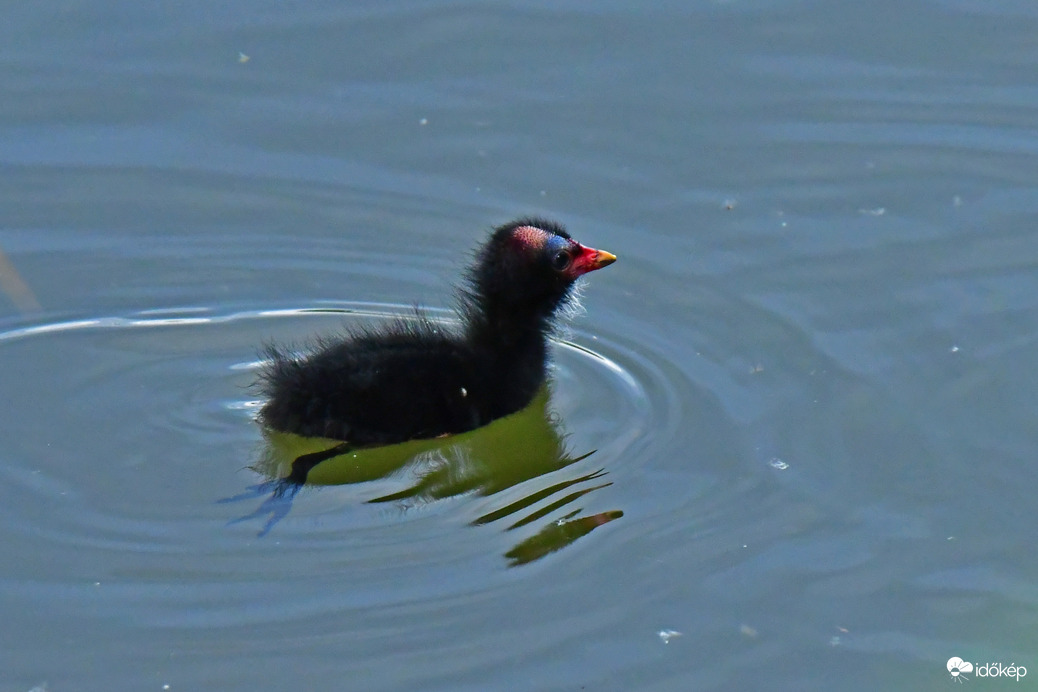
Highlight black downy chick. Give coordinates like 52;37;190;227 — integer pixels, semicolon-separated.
258;218;616;492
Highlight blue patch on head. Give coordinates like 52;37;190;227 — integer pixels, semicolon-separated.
544;234;571;255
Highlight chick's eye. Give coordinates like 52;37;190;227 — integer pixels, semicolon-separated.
551;250;571;271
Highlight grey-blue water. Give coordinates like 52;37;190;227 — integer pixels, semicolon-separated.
2;2;1036;690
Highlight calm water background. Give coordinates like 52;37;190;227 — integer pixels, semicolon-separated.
2;1;1037;690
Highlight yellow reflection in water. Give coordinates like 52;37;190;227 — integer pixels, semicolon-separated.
250;386;622;565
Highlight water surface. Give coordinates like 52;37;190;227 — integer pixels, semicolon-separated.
2;1;1037;690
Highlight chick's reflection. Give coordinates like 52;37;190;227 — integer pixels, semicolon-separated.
240;386;622;564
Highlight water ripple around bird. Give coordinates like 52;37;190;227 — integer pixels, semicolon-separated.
0;299;687;627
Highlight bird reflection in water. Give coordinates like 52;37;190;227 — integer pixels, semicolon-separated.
225;386;622;566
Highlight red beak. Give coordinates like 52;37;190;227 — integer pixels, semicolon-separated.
572;244;617;276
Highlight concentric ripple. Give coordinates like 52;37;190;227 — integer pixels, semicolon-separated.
0;298;696;628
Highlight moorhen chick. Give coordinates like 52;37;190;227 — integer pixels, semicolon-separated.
258;218;616;493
